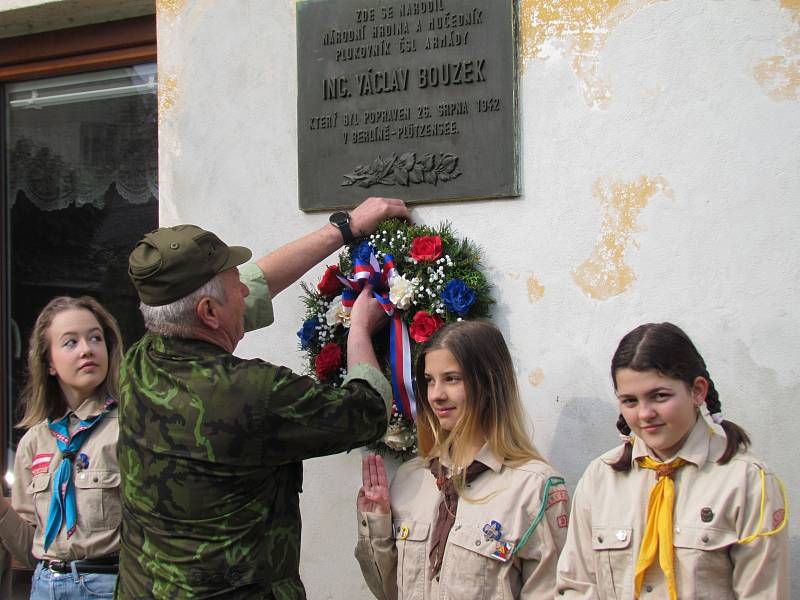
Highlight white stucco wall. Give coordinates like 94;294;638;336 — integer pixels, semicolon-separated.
150;0;799;596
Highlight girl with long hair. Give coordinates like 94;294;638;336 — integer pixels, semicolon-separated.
356;321;569;599
0;296;124;599
557;322;789;598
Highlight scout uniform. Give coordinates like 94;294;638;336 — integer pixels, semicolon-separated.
556;416;789;599
116;227;393;600
0;395;121;592
356;445;569;599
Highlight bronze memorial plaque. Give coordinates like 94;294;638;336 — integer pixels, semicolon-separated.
296;0;519;211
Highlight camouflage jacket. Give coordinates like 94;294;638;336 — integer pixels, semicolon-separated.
115;333;391;600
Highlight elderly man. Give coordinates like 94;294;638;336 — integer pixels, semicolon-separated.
115;198;408;599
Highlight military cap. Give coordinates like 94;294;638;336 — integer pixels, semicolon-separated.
129;224;252;306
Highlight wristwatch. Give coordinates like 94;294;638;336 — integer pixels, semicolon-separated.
329;211;355;245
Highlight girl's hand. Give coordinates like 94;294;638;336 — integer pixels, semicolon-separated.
357;454;390;514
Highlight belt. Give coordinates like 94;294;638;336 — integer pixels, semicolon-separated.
42;555;119;574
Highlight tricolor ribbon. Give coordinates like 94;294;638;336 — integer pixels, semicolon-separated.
337;242;416;420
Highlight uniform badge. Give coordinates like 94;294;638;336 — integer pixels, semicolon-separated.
700;507;714;522
397;526;409;540
482;520;502;541
557;514;569;528
31;453;53;475
615;530;627;542
546;488;569;509
773;509;785;529
76;453;90;471
490;540;513;562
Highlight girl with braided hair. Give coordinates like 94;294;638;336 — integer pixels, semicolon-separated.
557;322;789;599
355;321;569;599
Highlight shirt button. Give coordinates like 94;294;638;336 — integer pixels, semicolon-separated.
645;585;653;592
597;536;604;543
361;520;367;527
435;575;440;582
674;527;681;534
474;540;481;546
454;523;461;530
701;535;709;543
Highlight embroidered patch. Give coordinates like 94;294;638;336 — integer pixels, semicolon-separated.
557;514;569;529
77;453;89;470
773;509;785;530
490;541;513;562
547;489;569;509
31;453;54;475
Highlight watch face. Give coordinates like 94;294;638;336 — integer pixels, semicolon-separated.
330;211;349;226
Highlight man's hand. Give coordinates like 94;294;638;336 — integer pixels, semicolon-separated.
357;454;391;514
350;197;410;237
349;283;388;336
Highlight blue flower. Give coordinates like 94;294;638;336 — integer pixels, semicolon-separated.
353;241;374;265
297;318;318;349
441;279;476;316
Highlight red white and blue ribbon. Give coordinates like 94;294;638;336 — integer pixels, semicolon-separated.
337;244;416;420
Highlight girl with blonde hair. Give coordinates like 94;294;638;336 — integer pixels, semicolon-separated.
0;296;123;599
356;321;569;599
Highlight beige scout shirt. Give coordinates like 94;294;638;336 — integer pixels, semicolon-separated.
0;396;120;564
556;417;789;599
356;446;570;599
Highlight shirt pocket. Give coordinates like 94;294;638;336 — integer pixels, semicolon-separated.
445;526;513;599
673;525;737;598
74;469;121;532
26;473;52;530
393;519;429;600
592;526;634;600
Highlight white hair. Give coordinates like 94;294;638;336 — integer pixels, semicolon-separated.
140;274;227;337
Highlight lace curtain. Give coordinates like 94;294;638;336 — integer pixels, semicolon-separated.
8;116;157;211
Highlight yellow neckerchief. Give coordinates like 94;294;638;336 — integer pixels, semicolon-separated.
634;457;687;600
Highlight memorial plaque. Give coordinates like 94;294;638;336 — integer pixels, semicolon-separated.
296;0;519;211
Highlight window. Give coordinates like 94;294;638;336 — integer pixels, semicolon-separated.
0;16;157;481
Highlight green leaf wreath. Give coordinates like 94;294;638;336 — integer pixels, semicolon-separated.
298;218;493;460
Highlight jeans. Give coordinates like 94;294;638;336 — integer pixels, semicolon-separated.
30;561;116;599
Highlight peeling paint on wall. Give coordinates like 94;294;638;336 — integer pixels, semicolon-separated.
528;368;545;387
527;274;545;302
753;1;800;102
572;176;673;300
158;75;179;127
157;0;187;18
518;0;667;108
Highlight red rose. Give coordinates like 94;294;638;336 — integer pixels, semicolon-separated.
408;311;444;343
315;342;343;380
410;235;443;262
317;265;343;296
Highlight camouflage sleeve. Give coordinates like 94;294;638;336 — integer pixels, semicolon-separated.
259;364;391;463
240;262;274;332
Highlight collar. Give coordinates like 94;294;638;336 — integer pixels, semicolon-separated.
632;416;714;468
144;331;230;359
435;443;503;473
66;395;115;422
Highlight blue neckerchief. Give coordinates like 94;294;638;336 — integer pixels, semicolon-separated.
43;396;115;551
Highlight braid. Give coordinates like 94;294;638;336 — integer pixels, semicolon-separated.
702;370;751;464
616;413;631;436
703;370;722;415
610;414;634;471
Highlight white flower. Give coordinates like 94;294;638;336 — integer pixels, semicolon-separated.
389;274;415;310
325;296;351;328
